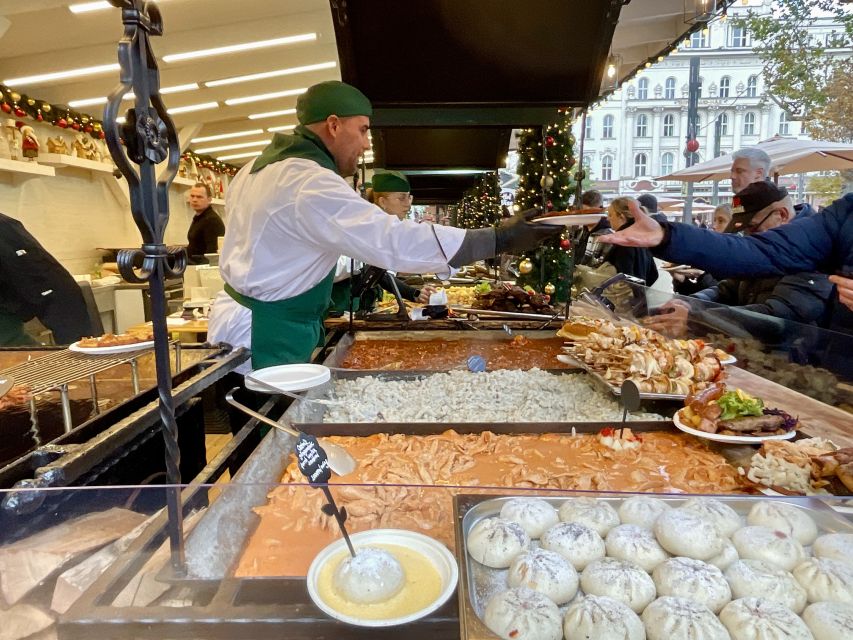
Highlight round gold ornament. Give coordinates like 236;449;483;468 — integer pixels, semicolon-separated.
42;103;52;113
27;98;36;106
9;91;21;103
519;258;533;274
544;282;556;295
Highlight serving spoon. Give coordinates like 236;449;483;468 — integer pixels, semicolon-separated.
224;388;357;477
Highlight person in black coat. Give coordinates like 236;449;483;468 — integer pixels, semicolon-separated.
0;212;96;346
602;197;658;287
186;183;225;264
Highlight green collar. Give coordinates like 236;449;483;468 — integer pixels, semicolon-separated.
250;125;339;174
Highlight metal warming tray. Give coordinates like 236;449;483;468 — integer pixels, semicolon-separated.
323;329;572;369
559;354;689;401
453;492;853;640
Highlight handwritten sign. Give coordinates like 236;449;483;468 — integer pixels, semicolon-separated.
295;434;331;486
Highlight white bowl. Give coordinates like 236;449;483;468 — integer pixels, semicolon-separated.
306;529;458;627
245;364;330;393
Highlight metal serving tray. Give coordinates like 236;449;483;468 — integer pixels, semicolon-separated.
453;492;853;640
559;354;688;401
323;330;572;370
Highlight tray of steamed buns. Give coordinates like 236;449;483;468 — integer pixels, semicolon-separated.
454;493;853;640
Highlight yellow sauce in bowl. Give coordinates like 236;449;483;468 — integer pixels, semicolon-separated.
316;543;442;620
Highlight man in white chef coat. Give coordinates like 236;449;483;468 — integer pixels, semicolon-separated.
208;80;557;369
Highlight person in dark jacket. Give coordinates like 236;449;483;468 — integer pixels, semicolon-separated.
186;183;225;264
597;192;853;329
0;213;96;345
602;196;658;286
646;183;834;339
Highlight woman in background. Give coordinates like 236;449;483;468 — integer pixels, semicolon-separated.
603;197;658;287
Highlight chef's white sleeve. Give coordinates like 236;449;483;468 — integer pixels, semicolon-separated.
294;172;467;277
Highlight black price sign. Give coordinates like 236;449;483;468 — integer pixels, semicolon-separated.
295;434;332;485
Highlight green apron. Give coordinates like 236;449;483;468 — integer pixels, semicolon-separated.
225;269;335;369
228;126;347;368
0;312;37;347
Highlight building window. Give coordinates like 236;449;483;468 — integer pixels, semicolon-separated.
665;77;676;100
601;155;613;181
638;78;649;100
602;114;614;138
717;113;729;136
778;111;790;135
743;112;756;135
663;113;675;137
584;117;593;140
635;114;649;137
746;75;758;98
690;30;708;48
660;152;674;176
730;25;750;48
583;155;592;170
698;76;704;96
634;153;648;178
719;76;731;98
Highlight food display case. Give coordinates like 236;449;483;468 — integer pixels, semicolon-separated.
1;480;851;639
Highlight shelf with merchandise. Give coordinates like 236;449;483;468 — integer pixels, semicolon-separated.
38;152;115;174
0;156;56;177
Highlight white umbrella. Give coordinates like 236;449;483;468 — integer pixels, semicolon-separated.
658;137;853;183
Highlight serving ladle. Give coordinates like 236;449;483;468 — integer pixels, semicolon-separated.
224;388;357;477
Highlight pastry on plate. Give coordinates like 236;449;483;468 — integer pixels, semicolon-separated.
641;596;729;640
719;597;813;640
580;558;656;613
467;517;530;569
653;557;731;613
484;587;562;640
500;498;559;539
563;595;645;640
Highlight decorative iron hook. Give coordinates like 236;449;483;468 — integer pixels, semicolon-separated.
104;0;186;571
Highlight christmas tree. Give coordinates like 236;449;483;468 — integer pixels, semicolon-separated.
455;171;502;229
514;112;577;302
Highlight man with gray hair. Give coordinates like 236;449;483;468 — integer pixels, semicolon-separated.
730;147;772;194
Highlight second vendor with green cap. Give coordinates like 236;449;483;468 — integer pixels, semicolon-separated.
208;80;557;370
330;170;437;314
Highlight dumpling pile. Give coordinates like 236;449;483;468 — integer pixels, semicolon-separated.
467;497;853;640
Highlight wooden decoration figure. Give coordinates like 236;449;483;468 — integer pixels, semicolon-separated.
47;136;70;155
20;125;39;161
4;119;21;161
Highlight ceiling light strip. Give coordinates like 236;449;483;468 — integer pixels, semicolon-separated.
217;151;263;161
69;83;199;108
205;61;337;88
163;33;316;63
248;108;297;120
195;140;270;154
167;101;219;115
224;87;306;106
192;129;265;143
68;1;111;13
4;63;120;87
267;125;296;133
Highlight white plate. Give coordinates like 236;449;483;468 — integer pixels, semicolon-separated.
245;363;331;393
306;529;458;628
673;410;796;444
68;340;154;355
532;213;606;226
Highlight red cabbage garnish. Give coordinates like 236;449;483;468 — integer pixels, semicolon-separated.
762;407;798;432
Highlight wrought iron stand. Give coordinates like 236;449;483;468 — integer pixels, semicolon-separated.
103;0;186;570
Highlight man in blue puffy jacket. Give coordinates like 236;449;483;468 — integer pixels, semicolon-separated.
599;193;853;330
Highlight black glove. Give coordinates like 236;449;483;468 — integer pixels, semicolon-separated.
495;208;561;254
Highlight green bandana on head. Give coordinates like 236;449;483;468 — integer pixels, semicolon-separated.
296;80;373;125
372;170;410;193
